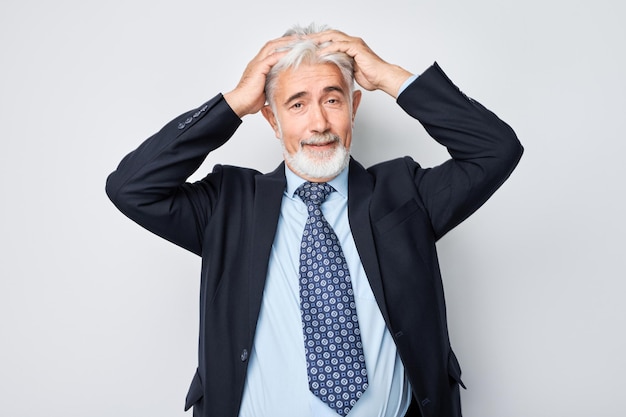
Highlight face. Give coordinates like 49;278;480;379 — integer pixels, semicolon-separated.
262;63;362;182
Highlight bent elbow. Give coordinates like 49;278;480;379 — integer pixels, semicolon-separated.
105;171;134;216
494;121;524;175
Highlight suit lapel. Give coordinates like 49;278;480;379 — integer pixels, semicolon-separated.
248;163;286;331
347;158;391;326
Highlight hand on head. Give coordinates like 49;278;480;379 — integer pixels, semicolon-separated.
223;35;295;118
306;30;413;96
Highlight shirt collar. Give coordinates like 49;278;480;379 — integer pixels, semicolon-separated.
285;164;349;199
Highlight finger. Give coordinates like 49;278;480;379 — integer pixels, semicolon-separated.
308;33;371;59
305;29;352;44
258;47;291;71
316;40;372;62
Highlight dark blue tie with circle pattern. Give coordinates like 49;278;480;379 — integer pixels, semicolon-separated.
295;181;368;416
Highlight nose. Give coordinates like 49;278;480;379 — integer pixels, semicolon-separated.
309;104;330;134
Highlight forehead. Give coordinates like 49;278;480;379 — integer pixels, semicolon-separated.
274;63;348;98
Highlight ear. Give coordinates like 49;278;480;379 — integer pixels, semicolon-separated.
261;105;281;139
351;90;362;123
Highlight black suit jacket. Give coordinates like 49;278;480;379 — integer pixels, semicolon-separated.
106;63;523;417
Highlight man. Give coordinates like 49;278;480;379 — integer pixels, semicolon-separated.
106;24;522;417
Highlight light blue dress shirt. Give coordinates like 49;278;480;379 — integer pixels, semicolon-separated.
238;166;412;417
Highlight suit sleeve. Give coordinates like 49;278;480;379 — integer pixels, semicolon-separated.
397;62;524;240
105;94;242;255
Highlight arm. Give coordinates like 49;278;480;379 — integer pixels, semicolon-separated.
399;63;523;240
105;95;241;255
313;30;522;239
105;36;295;254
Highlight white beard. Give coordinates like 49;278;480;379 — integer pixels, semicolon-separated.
281;132;350;180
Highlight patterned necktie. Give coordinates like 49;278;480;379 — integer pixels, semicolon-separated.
295;181;368;416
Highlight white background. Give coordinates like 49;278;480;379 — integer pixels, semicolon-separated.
1;0;625;416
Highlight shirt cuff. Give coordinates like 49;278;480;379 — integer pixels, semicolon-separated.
397;74;419;96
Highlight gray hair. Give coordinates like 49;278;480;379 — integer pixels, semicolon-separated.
265;23;355;108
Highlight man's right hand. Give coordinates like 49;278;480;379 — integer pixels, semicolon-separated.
223;36;294;118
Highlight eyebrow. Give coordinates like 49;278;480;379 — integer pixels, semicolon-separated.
284;91;308;106
283;85;346;106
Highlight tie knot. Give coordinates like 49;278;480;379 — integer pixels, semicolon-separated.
295;181;334;208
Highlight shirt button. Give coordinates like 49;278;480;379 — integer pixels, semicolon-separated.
240;349;248;362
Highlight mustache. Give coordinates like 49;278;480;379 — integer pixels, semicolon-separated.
300;133;341;147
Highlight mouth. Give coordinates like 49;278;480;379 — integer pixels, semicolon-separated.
304;141;336;151
300;134;340;152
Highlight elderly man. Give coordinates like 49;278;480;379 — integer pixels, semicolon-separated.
106;24;522;417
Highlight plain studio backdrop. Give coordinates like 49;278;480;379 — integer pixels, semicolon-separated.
1;0;624;416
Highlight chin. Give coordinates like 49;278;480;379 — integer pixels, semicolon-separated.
286;148;350;180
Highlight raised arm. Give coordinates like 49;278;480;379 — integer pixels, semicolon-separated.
105;36;294;254
396;63;524;239
312;30;522;238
